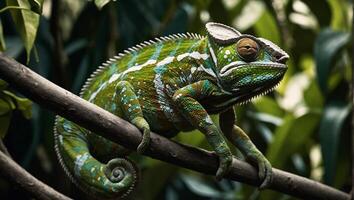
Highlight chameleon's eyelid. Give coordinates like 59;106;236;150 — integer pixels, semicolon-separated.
234;35;263;48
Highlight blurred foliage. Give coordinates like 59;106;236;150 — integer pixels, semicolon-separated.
0;0;352;199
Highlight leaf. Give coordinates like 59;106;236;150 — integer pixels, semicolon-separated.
3;91;32;119
0;19;5;51
319;100;351;185
6;0;40;62
266;112;321;168
254;9;281;45
94;0;112;10
253;96;284;117
314;28;350;94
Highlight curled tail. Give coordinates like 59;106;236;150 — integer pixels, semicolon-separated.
54;116;138;199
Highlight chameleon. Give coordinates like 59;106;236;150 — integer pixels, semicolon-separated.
54;22;289;199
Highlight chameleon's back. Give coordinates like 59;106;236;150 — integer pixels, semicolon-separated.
54;33;208;199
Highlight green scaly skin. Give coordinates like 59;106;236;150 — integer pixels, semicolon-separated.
54;22;289;198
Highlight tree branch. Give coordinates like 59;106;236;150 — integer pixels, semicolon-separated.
0;53;350;200
0;144;71;200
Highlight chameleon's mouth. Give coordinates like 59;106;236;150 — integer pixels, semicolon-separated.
213;74;283;109
219;61;287;78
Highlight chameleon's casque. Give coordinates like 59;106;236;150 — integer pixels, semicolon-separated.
54;22;289;199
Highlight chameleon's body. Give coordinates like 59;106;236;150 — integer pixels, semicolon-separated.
54;23;288;198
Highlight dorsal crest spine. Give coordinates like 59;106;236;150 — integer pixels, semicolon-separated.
79;33;204;97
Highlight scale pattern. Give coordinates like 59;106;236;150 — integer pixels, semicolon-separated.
54;22;289;198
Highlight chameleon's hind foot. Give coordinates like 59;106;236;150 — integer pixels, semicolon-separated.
215;149;233;181
246;150;273;189
132;117;151;154
136;127;150;154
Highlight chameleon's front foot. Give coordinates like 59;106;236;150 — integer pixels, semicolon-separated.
215;148;233;181
132;117;151;154
245;149;272;189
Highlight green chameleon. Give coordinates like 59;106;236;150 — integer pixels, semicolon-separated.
54;22;289;198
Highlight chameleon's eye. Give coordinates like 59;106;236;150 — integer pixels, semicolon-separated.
236;38;259;62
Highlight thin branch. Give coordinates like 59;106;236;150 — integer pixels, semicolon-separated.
0;147;71;200
0;53;350;200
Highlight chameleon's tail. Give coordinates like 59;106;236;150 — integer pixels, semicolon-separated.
54;116;138;199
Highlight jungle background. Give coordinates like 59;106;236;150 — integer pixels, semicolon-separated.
0;0;352;199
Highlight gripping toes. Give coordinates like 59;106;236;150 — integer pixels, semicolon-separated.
215;150;233;181
137;127;150;153
132;117;151;154
246;151;273;189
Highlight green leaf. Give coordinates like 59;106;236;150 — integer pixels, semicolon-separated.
319;100;351;185
314;29;350;94
303;79;324;109
253;96;284;117
0;19;5;51
6;0;40;62
3;91;32;119
94;0;112;10
266;112;321;168
254;10;281;45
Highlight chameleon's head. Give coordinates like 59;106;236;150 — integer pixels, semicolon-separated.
206;23;289;99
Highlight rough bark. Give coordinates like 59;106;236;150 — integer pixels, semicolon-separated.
0;53;350;200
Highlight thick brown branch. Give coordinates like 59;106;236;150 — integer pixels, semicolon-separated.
0;150;71;200
0;53;350;200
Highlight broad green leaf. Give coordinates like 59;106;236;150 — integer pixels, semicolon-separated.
253;96;284;117
254;10;281;46
6;0;40;62
94;0;112;10
328;0;350;30
303;79;324;109
319;100;351;185
314;29;350;94
0;19;5;51
266;112;321;168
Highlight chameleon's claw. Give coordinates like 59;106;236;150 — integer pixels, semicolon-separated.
136;128;150;154
215;152;233;181
246;151;273;189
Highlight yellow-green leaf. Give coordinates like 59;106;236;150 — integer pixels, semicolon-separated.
6;0;40;62
94;0;112;10
0;19;5;51
3;91;32;119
